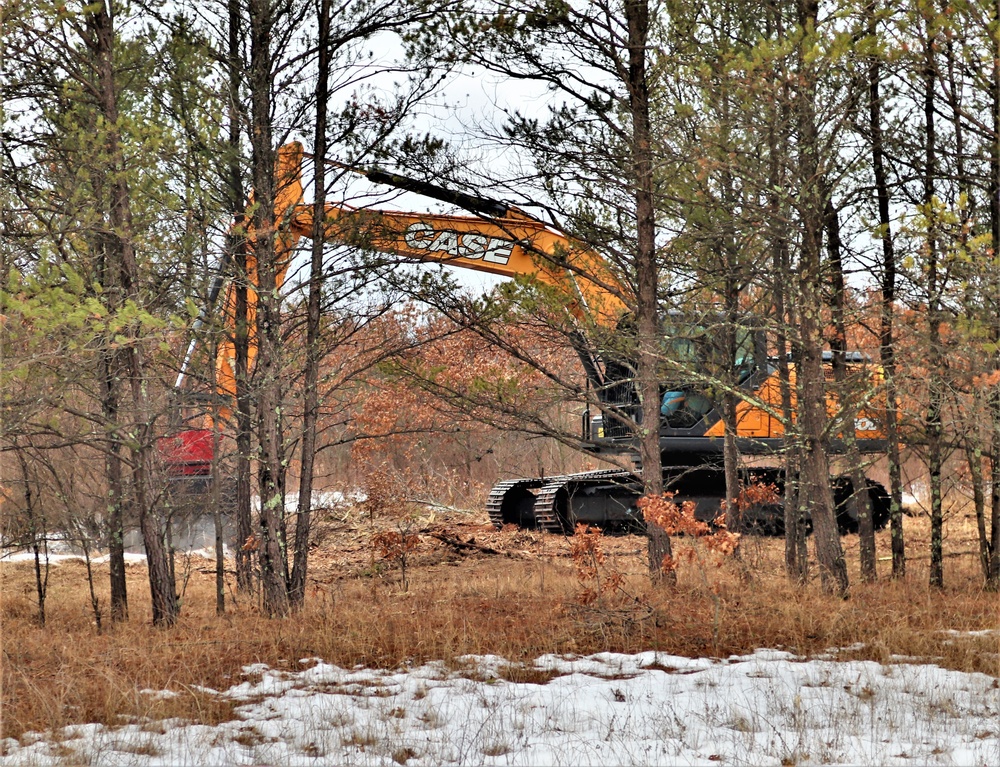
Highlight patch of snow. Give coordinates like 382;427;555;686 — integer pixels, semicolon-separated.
250;489;364;514
1;488;360;564
1;650;997;766
815;642;867;659
0;550;150;565
138;690;181;700
938;629;998;638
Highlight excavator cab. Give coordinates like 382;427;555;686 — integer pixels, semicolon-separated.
587;315;769;458
657;318;765;429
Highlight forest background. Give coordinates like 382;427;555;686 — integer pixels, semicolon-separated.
1;0;999;641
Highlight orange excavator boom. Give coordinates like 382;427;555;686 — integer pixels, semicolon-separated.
208;142;628;413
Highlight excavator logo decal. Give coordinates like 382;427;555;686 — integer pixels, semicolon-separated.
404;222;515;265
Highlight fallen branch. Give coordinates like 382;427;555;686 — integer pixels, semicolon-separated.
424;531;500;555
406;498;476;515
877;550;978;562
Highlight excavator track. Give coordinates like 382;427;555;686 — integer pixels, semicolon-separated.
532;482;569;534
488;468;889;536
486;478;545;529
488;469;639;533
532;469;638;533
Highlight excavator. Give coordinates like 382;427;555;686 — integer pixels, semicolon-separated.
160;142;890;535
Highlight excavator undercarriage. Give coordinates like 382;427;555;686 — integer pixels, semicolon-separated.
485;464;891;536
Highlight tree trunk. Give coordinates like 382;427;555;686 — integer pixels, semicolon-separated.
866;4;905;577
824;197;876;582
721;293;749;578
624;0;674;584
945;18;996;589
248;0;289;616
133;437;176;625
987;0;1000;590
16;447;48;625
722;385;741;528
234;252;254;594
922;11;944;590
212;412;225;615
290;0;331;608
964;441;991;581
763;0;807;581
795;0;847;596
100;351;129;621
715;38;743;540
91;0;176;624
778;329;807;581
227;0;255;595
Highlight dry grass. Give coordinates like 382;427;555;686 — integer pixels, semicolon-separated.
1;511;997;743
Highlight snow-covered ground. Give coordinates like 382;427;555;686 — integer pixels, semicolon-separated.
3;648;997;766
0;491;362;561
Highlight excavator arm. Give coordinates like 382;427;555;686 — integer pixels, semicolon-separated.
210;142;628;414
